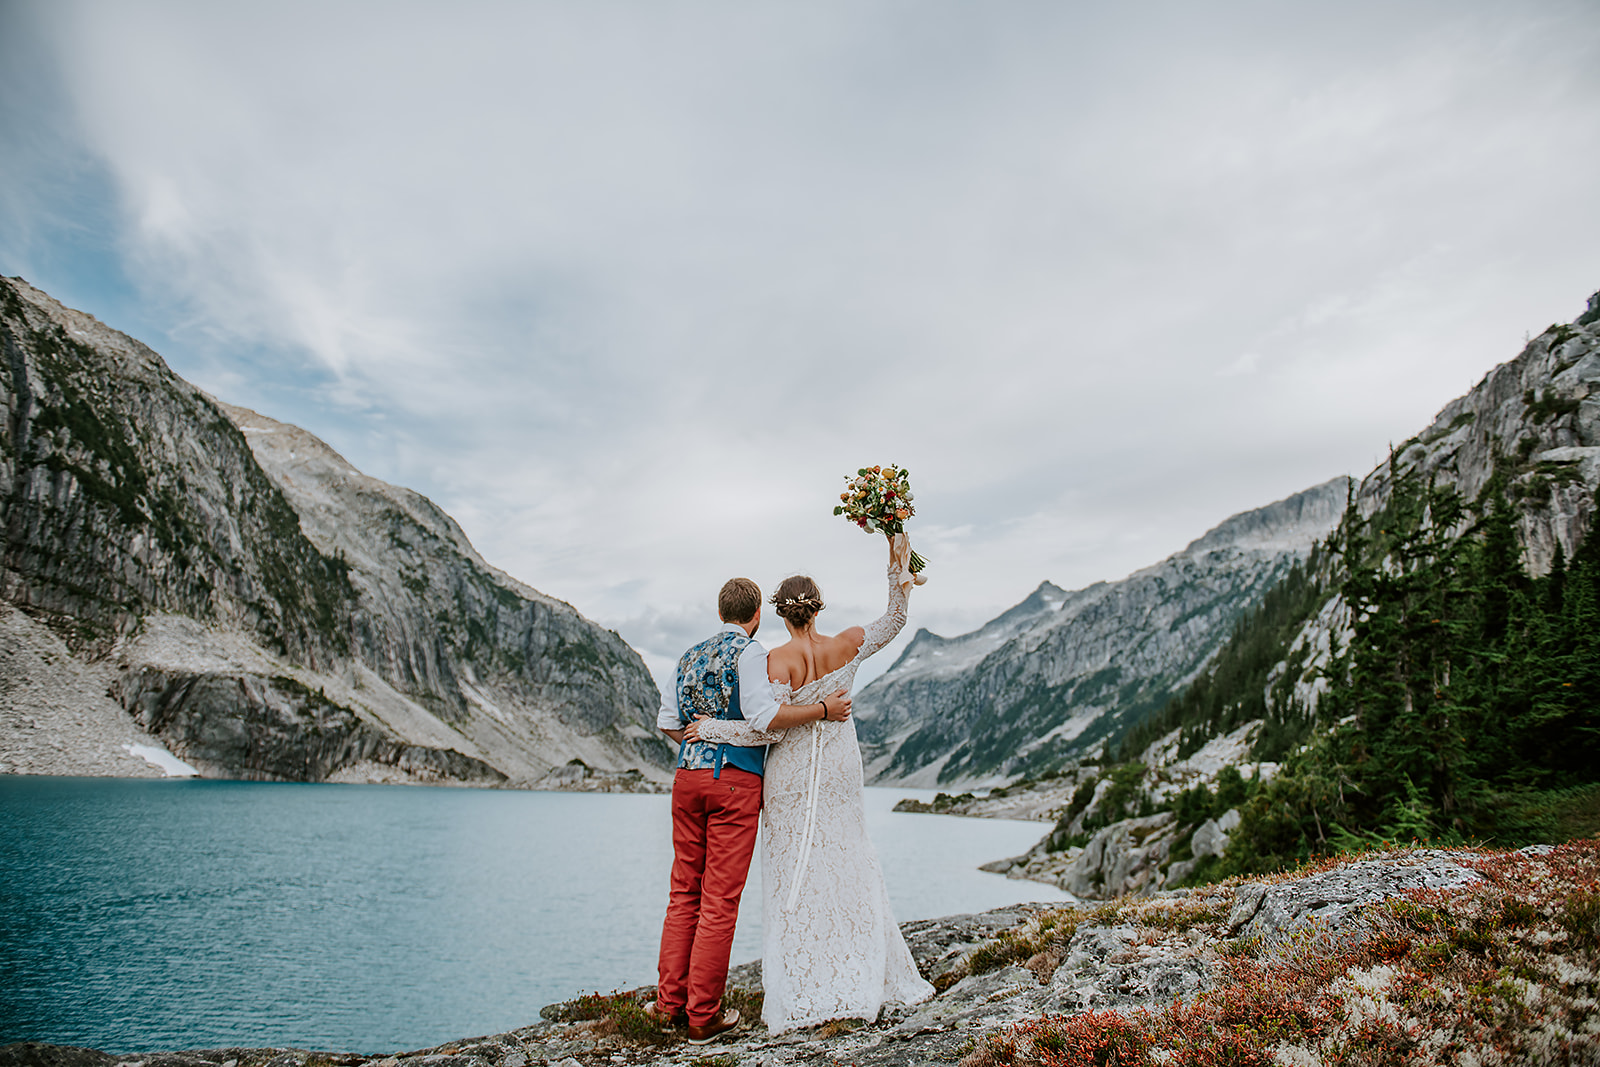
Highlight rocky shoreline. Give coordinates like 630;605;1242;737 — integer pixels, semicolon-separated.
7;842;1594;1067
892;721;1282;903
890;773;1083;823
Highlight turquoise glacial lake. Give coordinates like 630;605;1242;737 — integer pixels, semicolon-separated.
0;777;1066;1054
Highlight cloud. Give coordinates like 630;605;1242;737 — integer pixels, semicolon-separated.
5;0;1600;682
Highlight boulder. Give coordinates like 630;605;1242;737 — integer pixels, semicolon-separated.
1226;851;1483;942
1190;807;1242;860
1047;924;1210;1014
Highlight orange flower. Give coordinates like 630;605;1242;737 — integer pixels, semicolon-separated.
896;508;909;519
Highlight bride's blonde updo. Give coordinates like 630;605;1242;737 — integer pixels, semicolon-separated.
771;576;825;628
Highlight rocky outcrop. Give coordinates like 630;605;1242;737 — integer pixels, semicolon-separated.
1223;850;1484;943
0;280;350;665
1364;291;1600;574
978;806;1243;901
1186;808;1241;862
0;276;670;786
855;479;1347;788
1263;291;1600;722
1134;719;1280;806
1050;811;1178;899
891;765;1100;822
112;667;507;784
12;843;1591;1067
0;601;176;778
530;758;662;793
915;720;1269;900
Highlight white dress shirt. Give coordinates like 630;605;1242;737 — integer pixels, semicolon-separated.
656;623;785;733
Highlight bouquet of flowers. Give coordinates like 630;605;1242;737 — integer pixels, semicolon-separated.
834;464;928;573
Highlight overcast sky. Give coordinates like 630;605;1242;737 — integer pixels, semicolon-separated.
3;1;1598;691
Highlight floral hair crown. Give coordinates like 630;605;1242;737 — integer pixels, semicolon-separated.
773;593;823;609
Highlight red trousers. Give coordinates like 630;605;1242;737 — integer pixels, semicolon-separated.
656;766;762;1026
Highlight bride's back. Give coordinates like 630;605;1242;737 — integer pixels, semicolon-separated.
768;627;865;691
766;574;864;691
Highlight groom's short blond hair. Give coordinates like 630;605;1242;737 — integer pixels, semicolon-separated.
718;578;761;625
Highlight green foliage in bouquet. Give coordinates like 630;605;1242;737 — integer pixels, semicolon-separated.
834;464;928;572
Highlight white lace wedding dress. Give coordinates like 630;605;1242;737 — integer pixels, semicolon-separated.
697;557;934;1032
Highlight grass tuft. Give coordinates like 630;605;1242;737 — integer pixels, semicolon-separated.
817;1017;868;1039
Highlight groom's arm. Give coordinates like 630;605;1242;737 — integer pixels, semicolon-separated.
738;642;784;730
656;679;686;745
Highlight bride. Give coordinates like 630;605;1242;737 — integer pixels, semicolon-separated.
688;533;933;1032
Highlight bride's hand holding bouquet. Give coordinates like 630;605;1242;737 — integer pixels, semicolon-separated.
834;464;928;587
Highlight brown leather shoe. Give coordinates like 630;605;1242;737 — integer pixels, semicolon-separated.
685;1007;740;1044
644;1000;687;1031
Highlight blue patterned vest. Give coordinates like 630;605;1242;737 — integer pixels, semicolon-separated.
675;629;768;778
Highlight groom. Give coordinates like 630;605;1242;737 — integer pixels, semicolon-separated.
653;576;850;1043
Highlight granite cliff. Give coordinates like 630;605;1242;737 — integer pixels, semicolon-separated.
1262;288;1600;723
855;479;1347;787
0;276;669;787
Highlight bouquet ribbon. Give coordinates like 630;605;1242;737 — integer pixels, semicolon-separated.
890;532;928;592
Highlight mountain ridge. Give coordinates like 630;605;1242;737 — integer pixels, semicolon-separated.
859;291;1600;794
855;477;1349;787
0;275;670;787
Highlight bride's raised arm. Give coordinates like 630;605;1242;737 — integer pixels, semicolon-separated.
858;534;913;660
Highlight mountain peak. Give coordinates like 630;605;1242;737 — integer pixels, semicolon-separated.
1182;477;1350;556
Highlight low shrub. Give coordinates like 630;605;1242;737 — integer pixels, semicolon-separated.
961;840;1600;1066
541;985;762;1047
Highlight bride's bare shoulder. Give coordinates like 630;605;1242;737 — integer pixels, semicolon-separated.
767;641;803;685
838;626;866;654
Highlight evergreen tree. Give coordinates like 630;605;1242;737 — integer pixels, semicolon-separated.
1222;478;1600;874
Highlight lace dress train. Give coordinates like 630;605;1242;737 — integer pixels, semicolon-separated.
698;562;934;1032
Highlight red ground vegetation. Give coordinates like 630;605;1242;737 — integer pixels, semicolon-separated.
962;840;1600;1067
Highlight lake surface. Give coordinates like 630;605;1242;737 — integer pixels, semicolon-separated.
0;777;1066;1054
